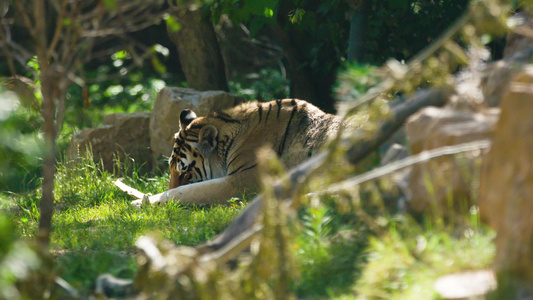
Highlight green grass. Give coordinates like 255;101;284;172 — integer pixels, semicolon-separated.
351;216;495;299
1;154;496;298
2;154;245;294
291;203;495;299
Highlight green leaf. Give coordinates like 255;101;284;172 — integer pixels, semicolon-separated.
289;8;305;24
26;56;39;72
164;14;181;33
111;50;128;60
102;0;117;11
243;0;277;17
151;57;167;74
264;7;274;18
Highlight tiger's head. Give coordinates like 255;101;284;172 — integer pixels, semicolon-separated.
168;109;222;190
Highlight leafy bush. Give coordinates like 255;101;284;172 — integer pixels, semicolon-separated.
0;93;43;193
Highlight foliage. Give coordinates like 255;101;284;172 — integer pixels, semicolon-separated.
1;152;244;295
0;213;57;299
294;206;368;297
0;92;43;193
228;68;290;101
212;0;471;66
353;216;495;299
360;0;469;64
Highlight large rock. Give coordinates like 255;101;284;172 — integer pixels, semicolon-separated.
479;66;533;288
70;112;151;172
150;87;244;169
481;13;533;107
405;107;499;217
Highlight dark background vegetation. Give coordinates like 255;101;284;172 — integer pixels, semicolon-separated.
0;0;484;194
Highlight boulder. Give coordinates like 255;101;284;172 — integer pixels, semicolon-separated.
70;112;151;172
150;87;244;169
481;13;533;107
479;66;533;288
405;107;499;217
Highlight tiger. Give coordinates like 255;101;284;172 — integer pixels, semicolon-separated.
131;99;344;207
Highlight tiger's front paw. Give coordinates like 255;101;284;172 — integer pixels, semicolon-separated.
131;194;151;207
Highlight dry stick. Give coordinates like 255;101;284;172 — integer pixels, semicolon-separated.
114;178;146;199
197;88;450;254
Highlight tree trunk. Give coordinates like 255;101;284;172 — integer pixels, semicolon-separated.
32;0;55;247
36;70;58;247
271;26;333;112
479;66;533;296
347;5;367;63
167;5;229;92
273;1;338;113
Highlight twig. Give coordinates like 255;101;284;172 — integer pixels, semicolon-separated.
14;1;36;38
114;178;146;199
47;0;69;61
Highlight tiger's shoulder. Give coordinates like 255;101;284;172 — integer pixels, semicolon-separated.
164;99;346;203
201;98;336;129
198;99;341;167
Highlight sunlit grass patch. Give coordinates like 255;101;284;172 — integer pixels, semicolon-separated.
51;200;243;251
5;152;246;294
352;216;495;299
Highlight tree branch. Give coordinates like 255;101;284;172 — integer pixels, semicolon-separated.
47;0;69;61
15;1;36;39
320;140;490;197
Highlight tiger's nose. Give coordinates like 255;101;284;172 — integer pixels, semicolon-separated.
169;171;190;190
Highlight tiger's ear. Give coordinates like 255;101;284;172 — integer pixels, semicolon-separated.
199;124;218;150
179;109;197;130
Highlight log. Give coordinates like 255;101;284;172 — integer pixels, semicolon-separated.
198;87;451;252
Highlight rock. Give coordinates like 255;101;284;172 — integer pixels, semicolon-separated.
502;13;533;59
434;270;496;300
405;107;499;217
481;13;533;107
479;65;533;288
69;112;151;172
150;87;243;169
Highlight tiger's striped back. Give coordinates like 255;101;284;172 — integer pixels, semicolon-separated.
168;99;342;190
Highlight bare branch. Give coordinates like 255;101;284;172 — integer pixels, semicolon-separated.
5;39;35;66
114;178;147;199
14;1;36;38
318;140;491;197
47;0;69;61
80;13;166;38
0;20;17;76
